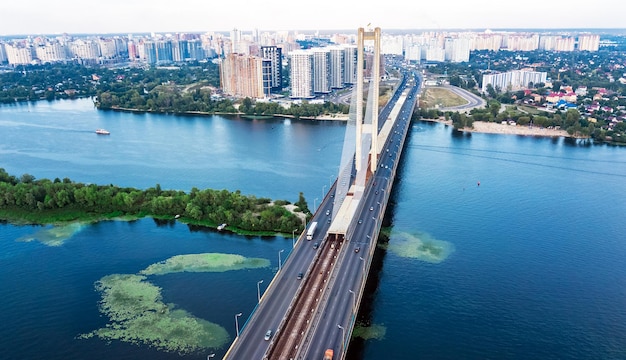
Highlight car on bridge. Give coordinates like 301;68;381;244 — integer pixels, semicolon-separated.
313;242;319;249
355;247;360;253
264;329;272;341
297;272;304;280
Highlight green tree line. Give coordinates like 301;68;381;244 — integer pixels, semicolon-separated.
0;169;309;234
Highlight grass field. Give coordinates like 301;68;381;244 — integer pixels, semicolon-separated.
420;87;468;109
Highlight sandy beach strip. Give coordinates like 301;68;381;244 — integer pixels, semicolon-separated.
464;121;570;137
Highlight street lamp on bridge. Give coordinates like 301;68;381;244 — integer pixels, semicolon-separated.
348;289;356;313
235;312;243;337
257;280;264;303
359;256;366;276
278;249;285;271
337;324;346;353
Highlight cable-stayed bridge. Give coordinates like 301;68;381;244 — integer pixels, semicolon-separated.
223;27;421;360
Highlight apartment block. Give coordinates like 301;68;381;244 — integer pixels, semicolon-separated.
260;46;283;93
289;49;314;99
481;70;547;93
220;53;270;99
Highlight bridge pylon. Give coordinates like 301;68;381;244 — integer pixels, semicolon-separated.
355;26;381;187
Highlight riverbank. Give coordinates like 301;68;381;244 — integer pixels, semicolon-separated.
0;208;297;238
107;106;349;121
465;121;571;137
421;118;572;137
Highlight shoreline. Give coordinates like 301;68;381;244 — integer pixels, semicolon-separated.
105;106;349;121
421;118;573;138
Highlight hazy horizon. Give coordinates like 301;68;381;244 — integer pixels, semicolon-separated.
2;27;625;39
1;0;624;36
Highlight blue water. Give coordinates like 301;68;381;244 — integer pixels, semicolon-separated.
2;99;626;359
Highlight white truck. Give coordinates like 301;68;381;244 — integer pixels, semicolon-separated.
306;221;318;240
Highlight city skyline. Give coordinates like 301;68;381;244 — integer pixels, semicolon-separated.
1;0;624;36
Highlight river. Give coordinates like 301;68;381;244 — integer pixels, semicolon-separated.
1;98;625;359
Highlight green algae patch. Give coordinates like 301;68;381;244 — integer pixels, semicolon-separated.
80;274;229;353
139;253;270;276
383;231;454;263
352;323;387;340
16;223;84;246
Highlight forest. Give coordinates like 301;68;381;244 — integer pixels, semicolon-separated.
0;168;310;235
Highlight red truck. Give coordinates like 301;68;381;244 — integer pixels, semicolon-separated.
323;349;334;360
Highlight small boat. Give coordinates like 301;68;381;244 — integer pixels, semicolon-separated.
217;223;227;231
96;129;110;135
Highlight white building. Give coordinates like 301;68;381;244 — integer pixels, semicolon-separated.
69;39;100;60
381;35;403;55
578;34;600;51
444;38;470;63
0;43;7;64
481;70;547;93
503;33;539;51
328;46;345;89
5;44;34;65
35;42;68;63
289;49;314;99
425;46;445;62
342;44;357;85
98;38;118;58
312;48;331;94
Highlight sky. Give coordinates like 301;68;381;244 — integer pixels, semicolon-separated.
1;0;624;36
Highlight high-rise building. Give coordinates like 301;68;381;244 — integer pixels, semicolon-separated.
554;37;575;52
98;38;118;59
312;48;331;94
156;40;173;62
289;49;314;99
0;43;7;64
128;41;139;61
172;40;189;62
342;45;357;85
230;28;242;53
69;39;100;60
444;38;470;63
539;35;559;51
187;39;205;60
5;44;34;65
405;44;421;62
35;42;67;63
578;34;600;52
381;35;403;55
503;33;539;51
260;46;283;92
328;46;345;89
220;53;270;99
143;41;157;64
481;70;547;93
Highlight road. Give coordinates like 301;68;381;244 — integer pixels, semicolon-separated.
222;189;339;360
223;69;420;360
439;84;486;112
302;73;420;359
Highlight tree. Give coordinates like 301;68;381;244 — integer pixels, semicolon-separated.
20;174;35;184
489;101;501;117
486;83;497;98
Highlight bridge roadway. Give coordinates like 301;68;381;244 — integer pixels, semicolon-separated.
223;70;421;360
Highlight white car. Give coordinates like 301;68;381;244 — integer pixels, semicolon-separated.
264;329;272;341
